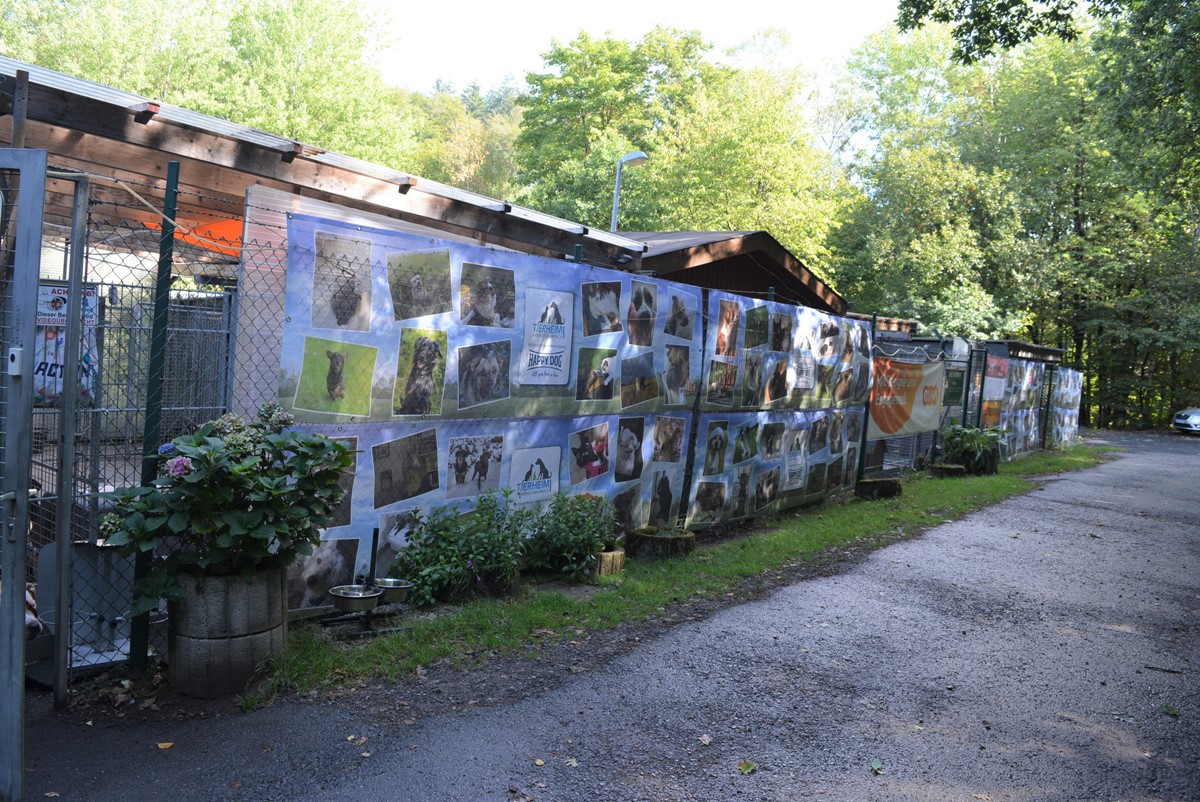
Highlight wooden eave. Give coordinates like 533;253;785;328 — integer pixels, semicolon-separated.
0;64;646;269
634;231;848;315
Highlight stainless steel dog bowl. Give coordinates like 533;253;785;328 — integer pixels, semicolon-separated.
328;585;383;612
374;577;414;604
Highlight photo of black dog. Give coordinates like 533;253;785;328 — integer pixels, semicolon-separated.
398;335;443;415
325;350;346;401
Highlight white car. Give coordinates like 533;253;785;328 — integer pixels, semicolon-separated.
1173;408;1200;435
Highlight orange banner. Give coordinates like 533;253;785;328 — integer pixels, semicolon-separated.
867;359;945;439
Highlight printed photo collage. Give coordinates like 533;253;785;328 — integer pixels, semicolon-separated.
285;413;689;610
701;290;873;413
278;214;704;425
686;407;864;529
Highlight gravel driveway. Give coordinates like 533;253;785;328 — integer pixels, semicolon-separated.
23;431;1200;801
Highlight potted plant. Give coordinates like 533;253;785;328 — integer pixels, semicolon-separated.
935;420;1002;476
103;403;353;697
389;490;532;606
526;492;619;582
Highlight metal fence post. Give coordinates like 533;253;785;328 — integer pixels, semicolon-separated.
128;160;179;671
0;146;49;802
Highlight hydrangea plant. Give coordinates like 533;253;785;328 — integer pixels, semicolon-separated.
104;403;353;614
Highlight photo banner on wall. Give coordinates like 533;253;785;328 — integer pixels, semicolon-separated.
278;214;703;423
700;291;872;414
866;359;945;440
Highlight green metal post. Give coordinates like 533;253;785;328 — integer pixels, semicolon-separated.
128;161;179;670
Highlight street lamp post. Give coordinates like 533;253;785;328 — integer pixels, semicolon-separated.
609;150;649;233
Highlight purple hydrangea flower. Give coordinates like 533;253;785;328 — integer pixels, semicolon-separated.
165;456;193;478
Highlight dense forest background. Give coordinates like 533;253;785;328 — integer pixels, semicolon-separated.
1;0;1196;428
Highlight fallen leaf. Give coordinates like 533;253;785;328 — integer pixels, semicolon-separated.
737;759;757;775
1158;704;1180;717
361;751;371;758
973;794;992;800
870;758;884;775
531;628;555;638
353;736;368;747
228;780;242;789
699;734;713;746
564;757;579;767
156;742;174;750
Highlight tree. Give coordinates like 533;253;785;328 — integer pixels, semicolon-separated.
895;0;1121;62
515;27;719;180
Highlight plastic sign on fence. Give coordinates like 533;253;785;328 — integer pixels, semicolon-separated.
866;358;944;439
33;282;99;407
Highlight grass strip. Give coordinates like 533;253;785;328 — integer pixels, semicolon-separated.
261;444;1108;700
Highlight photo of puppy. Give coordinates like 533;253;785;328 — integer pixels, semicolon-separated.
691;480;726;524
287;538;359;610
293;336;377;417
760;423;785;459
446;434;504;500
387;249;453;321
732;423;759;464
765;358;789;403
576;349;616;401
396;334;444;416
312;232;371;332
373;430;440;508
626;281;656;346
375;509;422;577
662;293;694;340
738;353;761;404
620;352;659;408
771;313;793;352
327;436;357;528
744;305;770;350
662;345;691;405
648;471;675;527
457;342;511;409
325;350;346;401
460;263;515;328
653;416;686;463
731;468;752;518
755;467;780;510
715;299;740;357
582;281;623;337
704;422;728;476
569;424;610;485
705;361;737;407
612;485;641;533
615;418;644;482
538;300;565;325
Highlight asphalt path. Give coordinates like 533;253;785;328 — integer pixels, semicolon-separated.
23;431;1200;801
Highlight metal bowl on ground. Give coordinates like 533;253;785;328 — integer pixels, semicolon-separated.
374;577;414;604
328;585;383;612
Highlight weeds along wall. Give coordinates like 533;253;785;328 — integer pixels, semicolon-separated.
236;188;873;605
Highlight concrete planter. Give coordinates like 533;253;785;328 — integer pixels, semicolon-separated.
168;567;287;698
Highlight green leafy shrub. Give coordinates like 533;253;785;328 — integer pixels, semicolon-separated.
525;492;618;582
939;421;1002;475
390;490;534;607
103;403;353;614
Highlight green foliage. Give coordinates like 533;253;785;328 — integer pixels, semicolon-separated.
526;493;619;582
939;421;1001;474
895;0;1117;63
389;491;535;607
103;403;353;614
